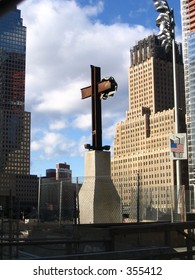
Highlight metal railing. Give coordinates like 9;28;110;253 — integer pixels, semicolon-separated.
1;221;195;260
34;176;194;224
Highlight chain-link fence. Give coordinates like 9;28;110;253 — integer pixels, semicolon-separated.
36;177;80;224
34;176;195;224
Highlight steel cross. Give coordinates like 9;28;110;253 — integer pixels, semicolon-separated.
81;65;116;151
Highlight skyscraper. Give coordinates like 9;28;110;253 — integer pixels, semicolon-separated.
111;35;188;213
181;0;195;195
0;7;38;215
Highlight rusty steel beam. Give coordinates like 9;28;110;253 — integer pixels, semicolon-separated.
91;65;102;150
81;80;113;99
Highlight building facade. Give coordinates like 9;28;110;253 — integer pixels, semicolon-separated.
46;162;72;181
181;0;195;197
111;35;188;215
0;7;38;215
40;163;78;222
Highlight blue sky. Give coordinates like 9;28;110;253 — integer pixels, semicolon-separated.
75;0;181;29
18;0;182;178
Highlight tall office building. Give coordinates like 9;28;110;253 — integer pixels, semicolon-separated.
111;35;188;211
0;7;38;214
181;1;195;194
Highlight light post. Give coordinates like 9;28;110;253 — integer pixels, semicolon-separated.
152;0;181;210
136;171;140;223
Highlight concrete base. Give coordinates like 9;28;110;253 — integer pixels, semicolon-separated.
79;150;121;224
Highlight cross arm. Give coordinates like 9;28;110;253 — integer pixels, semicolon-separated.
81;79;116;99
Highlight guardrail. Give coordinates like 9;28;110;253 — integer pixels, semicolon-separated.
1;221;195;259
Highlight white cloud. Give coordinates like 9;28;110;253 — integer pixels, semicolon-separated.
20;0;152;115
72;113;91;131
49;119;68;131
19;0;153;174
31;131;76;158
70;134;91;157
34;82;85;115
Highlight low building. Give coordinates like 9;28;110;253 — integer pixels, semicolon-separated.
39;163;79;222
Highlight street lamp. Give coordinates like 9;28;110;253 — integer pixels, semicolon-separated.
153;0;175;51
152;0;181;209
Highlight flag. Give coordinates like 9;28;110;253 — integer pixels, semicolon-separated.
169;133;187;160
170;142;184;153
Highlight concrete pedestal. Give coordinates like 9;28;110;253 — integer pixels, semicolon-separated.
79;150;121;224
